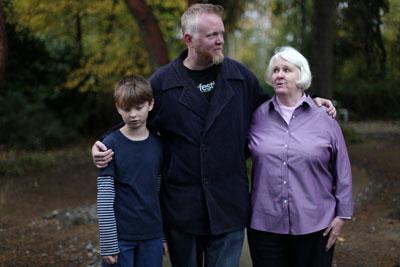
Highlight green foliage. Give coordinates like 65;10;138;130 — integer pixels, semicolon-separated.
334;81;400;120
7;0;187;92
0;89;72;149
0;15;121;149
340;125;364;144
0;18;82;149
0;0;186;149
382;0;400;81
333;0;400;120
335;0;389;80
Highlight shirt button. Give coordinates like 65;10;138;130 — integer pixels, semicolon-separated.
283;162;287;165
292;115;296;119
283;200;288;203
284;144;288;148
203;177;208;184
283;181;287;184
201;144;207;150
286;130;289;133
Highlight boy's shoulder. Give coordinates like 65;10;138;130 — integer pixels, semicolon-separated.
148;131;164;147
102;130;119;149
148;130;161;140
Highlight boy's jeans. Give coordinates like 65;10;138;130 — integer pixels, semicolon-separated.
102;237;163;267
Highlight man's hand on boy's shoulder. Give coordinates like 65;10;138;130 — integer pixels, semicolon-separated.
102;254;118;264
92;141;114;169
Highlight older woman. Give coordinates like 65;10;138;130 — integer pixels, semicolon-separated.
248;46;353;267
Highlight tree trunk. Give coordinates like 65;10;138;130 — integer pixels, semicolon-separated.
299;0;307;54
311;0;334;98
76;12;83;57
0;2;7;83
101;0;118;62
188;0;201;6
124;0;169;73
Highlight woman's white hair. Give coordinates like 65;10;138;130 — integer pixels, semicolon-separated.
265;46;312;90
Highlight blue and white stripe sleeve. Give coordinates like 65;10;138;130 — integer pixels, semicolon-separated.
97;175;119;256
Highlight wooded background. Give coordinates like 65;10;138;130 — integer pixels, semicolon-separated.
0;0;399;149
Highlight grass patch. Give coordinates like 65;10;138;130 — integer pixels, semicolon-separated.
341;125;364;144
0;143;91;176
387;205;400;220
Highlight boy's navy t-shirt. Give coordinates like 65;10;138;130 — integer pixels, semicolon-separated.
99;130;163;240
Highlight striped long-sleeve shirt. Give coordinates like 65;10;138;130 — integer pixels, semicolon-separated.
97;174;163;256
97;175;119;256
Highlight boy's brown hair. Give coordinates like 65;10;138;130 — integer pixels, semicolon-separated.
114;75;153;108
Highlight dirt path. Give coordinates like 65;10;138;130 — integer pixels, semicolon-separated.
0;121;399;266
332;122;400;267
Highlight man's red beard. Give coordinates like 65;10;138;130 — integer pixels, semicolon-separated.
194;45;224;66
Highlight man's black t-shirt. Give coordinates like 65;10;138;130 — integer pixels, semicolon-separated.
186;64;221;102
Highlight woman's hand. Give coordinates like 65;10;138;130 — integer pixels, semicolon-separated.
103;254;118;264
92;140;114;169
323;217;345;251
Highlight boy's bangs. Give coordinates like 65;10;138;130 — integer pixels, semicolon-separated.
117;86;151;108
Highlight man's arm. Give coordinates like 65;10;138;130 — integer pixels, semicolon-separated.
91;122;125;168
92;141;114;169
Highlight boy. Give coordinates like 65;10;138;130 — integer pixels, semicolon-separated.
97;75;167;266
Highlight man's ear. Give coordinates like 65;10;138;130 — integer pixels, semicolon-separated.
184;33;194;48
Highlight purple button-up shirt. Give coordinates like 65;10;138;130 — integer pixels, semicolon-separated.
248;95;354;235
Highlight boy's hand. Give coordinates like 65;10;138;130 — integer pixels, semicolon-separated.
163;242;169;255
323;217;345;251
313;97;337;118
92;141;114;169
103;254;118;264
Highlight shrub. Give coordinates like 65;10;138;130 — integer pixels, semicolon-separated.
334;81;400;120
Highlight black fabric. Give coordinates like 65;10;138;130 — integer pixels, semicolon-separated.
147;49;269;235
185;64;220;102
248;228;335;267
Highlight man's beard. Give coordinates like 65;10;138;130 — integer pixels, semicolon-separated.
195;45;224;66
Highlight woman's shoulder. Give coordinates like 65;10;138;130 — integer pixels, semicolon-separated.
255;98;273;113
307;99;341;136
252;99;274;124
148;131;164;147
306;95;330;116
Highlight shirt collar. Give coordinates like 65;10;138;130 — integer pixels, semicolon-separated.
269;94;314;110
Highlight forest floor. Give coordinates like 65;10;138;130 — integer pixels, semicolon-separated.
0;121;399;267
